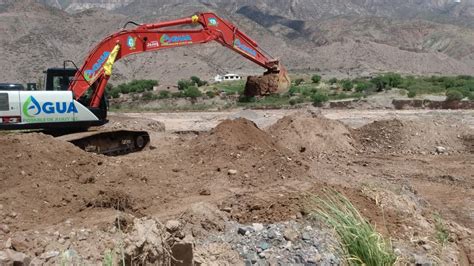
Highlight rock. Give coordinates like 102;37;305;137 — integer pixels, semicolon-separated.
0;204;3;210
8;212;17;218
422;244;432;251
40;251;60;260
268;230;279;239
5;238;12;249
252;223;264;232
228;169;238;175
238;226;253;236
312;254;322;263
283;228;299;242
171;242;193;266
0;249;31;265
199;189;211;196
413;254;434;266
435;146;447;154
0;224;10;234
258;242;270;251
302;232;311;241
165;220;181;233
221;207;232;213
246;253;258;264
30;258;44;266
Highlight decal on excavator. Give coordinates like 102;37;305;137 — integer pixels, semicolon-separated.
160;34;193;46
208;18;218;26
84;51;111;81
22;96;78;121
146;41;159;48
127;36;137;50
233;39;257;58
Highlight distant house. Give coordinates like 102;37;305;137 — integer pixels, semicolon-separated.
214;74;242;82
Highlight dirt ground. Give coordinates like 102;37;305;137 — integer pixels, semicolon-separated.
0;108;473;265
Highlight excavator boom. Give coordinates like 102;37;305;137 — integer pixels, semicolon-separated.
70;12;290;107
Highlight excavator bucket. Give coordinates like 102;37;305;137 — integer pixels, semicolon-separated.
244;63;291;97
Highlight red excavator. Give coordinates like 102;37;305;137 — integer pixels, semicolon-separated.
0;12;290;155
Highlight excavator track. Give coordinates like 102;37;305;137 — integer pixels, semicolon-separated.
58;130;150;156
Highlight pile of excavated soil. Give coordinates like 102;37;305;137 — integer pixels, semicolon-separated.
0;133;144;231
354;118;471;154
268;112;356;157
181;118;308;186
104;114;165;132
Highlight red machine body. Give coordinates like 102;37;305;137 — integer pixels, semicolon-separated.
69;12;284;108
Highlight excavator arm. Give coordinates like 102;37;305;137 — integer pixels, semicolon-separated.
69;12;290;108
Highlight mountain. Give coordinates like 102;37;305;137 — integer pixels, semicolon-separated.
0;0;473;86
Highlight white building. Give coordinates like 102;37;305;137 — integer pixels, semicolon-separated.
214;74;243;82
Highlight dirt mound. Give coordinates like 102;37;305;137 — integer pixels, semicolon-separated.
268;112;356;157
104;114;165;132
0;133;142;231
354;118;471;154
182;118;308;186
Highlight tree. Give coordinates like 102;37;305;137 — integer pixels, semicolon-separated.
328;78;338;85
446;90;464;101
178;79;193;90
370;76;388;91
158;90;171;99
311;92;329;107
184;86;202;100
407;90;416;98
341;80;353;91
190;76;208;87
311;75;322;84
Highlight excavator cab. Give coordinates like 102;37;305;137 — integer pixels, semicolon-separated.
42;67;108;121
44;68;76;91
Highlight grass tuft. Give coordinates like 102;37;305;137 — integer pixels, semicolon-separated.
308;190;397;266
433;214;449;246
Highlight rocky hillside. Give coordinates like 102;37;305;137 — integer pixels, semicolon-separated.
0;0;473;86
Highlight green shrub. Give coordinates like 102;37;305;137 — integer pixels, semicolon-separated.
141;91;155;101
311;92;329;106
311;75;322;84
308;190;397;266
238;95;256;103
355;82;371;93
288;85;300;96
370;76;388;91
468;92;474;101
190;76;208;87
158;90;171;99
184;86;202;99
407;90;416;98
446;89;464;101
342;80;353;91
328;78;338;85
177;79;194;90
115;80;158;94
294;78;305;86
206;91;216;98
109;88;121;99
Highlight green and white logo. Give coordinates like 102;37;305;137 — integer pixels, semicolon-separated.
22;96;41;118
22;96;78;118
